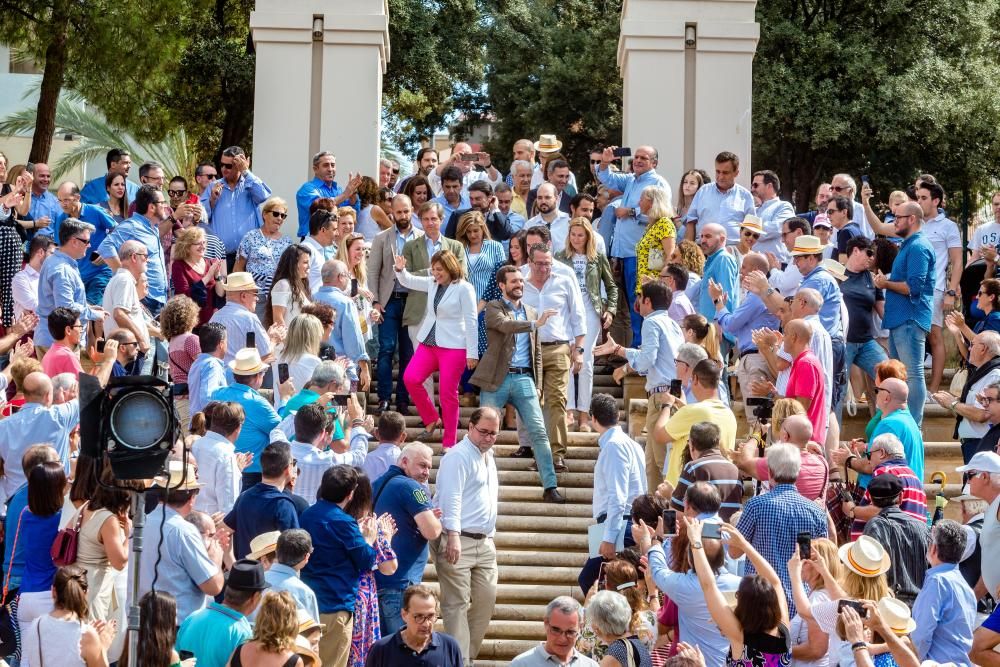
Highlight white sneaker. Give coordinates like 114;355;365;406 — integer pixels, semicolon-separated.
924;354;933;368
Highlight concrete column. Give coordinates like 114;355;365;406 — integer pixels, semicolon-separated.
618;0;759;188
250;0;389;235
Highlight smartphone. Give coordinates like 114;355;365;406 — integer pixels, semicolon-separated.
461;153;480;162
861;175;870;186
186;193;199;205
797;532;812;560
596;561;608;590
246;331;255;349
96;339;106;354
351;278;359;298
612;147;632;158
24;162;34;174
661;509;677;535
331;394;351;406
669;379;683;398
178;650;195;661
838;599;868;618
702;522;723;540
278;363;290;385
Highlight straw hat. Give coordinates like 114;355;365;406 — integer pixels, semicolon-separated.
229;347;267;376
740;215;764;235
152;461;202;491
533;134;563;153
838;535;891;577
297;608;327;634
294;634;321;666
223;271;259;292
722;590;738;609
821;258;847;281
877;597;916;635
791;235;830;257
247;530;281;561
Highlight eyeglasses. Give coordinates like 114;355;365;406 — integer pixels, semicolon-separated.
409;613;437;624
220;161;235;170
590;159;602;165
392;168;400;175
269;211;288;219
895;214;914;221
133;252;148;259
71;323;84;330
826;208;839;215
167;189;186;197
978;394;999;405
200;172;217;179
742;230;760;239
119;341;139;348
865;249;874;257
472;424;499;438
72;237;91;246
831;185;850;192
546;625;580;639
152;199;166;205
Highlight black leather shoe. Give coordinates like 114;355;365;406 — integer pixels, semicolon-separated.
553;456;568;472
376;400;390;415
510;446;533;458
543;487;566;504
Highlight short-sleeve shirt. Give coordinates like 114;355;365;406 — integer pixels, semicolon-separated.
971;222;1000;254
663;399;738;486
786;350;827;443
835;222;862;257
841;270;884;343
41;343;83;378
103;268;150;344
755;451;828;501
922;213;962;291
223;482;301;559
176;602;252;667
373;466;435;589
671;451;743;520
237;230;292;298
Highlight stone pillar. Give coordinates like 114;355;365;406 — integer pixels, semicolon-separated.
618;0;758;187
250;0;389;234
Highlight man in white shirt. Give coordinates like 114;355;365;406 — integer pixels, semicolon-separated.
302;209;338;293
434;406;501;666
968;191;1000;264
524;183;569;248
751;170;795;263
428;142;503;196
12;235;53;320
192;400;250;516
766;217;811;296
102;239;150;355
209;272;272;364
522;244;586;471
362;410;407;482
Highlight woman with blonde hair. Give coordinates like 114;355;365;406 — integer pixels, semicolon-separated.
171;227;226;326
234;196;293;318
227;591;303;666
556;217;618;431
277;314;324;392
787;538;841;667
635;186;677;294
339;232;377;341
772;398;806;441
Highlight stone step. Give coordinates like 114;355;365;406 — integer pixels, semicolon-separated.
429;469;595;488
491;603;549;622
500;486;595;503
424;564;580;585
497;501;593;518
412;431;602;446
493;531;589;551
494;550;588;567
422;581;581;604
432;455;597;474
473;639;539;661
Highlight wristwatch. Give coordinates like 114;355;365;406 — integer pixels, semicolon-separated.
690;540;704;550
576;346;585;354
766;287;775;296
946;289;957;297
633;206;641;218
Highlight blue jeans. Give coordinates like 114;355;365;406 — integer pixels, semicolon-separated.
622;257;642;346
889;321;928;426
376;295;413;407
578;519;635;593
844;339;888;379
831;336;847;425
378;586;406;636
480;373;558;489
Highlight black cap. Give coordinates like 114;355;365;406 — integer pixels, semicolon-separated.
226;559;270;592
868;474;904;500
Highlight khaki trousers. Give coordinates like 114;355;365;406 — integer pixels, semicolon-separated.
736;352;775;421
318;611;353;667
540;343;570;458
435;535;498;666
644;392;667;492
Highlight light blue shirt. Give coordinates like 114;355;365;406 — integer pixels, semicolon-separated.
312;285;368;381
188;354;228;423
432;193;469;222
79;175;139;205
265;563;320;623
96;212;167;304
715;292;780;353
177;602;252;667
593;426;645;543
799;264;843;338
503;298;532;368
295;177;342;237
624;309;683;391
47;203;118;284
34;249;103;348
211;383;282;474
697;248;739;322
138;505;218;623
200;172;272;253
685;182;756;243
648;543;741;667
754;197;795;261
911;563;975;666
28;190;60;224
424;232;445;261
362;443;401;489
0;401;79;498
596;167;671;258
209;302;271;364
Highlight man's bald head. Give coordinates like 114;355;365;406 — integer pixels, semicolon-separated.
785;318;811;341
880;377;909;403
538;182;557;198
703;223;726;238
781;414;813;446
742;252;769;274
23;372;53;404
898;201;923;223
56;182;79;198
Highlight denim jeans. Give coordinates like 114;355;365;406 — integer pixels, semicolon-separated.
578;519;635;593
376;295;413;407
889;320;928;425
622;257;643;346
378;586;406;636
480;373;558;489
831;336;847;425
844;339;889;379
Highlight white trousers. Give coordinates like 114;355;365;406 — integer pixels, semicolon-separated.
567;303;602;412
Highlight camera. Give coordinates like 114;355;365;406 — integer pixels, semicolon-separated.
745;396;774;422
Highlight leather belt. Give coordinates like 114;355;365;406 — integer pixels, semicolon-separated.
541;340;570;346
596;513;631;524
739;348;760;358
391;291;409;299
648;385;671;395
508;367;532;375
460;531;488;540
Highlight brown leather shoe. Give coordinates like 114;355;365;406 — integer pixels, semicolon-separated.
510;446;533;458
543;487;566;504
553;456;568;472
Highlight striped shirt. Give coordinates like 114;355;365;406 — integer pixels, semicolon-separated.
671;451;743;520
851;460;927;539
464;239;506;301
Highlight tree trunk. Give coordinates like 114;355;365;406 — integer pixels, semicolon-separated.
29;0;71;164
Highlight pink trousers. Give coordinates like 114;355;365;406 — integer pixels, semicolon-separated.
402;344;467;447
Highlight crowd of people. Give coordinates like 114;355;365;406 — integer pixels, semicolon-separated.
0;133;997;667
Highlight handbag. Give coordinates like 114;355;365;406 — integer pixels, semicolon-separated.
825;466;863;544
50;502;87;568
647;247;665;272
950;367;969;396
0;509;26;657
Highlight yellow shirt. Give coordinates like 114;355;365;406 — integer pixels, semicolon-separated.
511;191;528;218
662;398;737;485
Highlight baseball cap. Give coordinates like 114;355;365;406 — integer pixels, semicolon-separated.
956;451;1000;475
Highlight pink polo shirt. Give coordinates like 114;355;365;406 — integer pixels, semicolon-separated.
785;349;827;443
41;342;83;378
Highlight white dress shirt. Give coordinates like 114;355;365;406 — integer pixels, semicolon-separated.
11;264;39;320
282;427;369;505
301;236;329;294
624;309;684;391
434;436;499;535
755;197;795;262
363;442;401;482
521;269;586;343
593;425;645;543
525;212;607;256
191;431;241;516
103;268;149;344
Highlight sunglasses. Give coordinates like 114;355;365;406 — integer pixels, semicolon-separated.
826;208;839;215
865;249;874;257
167;189;186;197
590;159;602;165
220;162;235;170
742;230;760;239
831;185;850;192
268;211;288;219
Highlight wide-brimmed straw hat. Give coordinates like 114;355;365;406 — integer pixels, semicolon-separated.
878;597;916;635
229;347;267;376
533;134;563;153
821;258;847;281
791;235;830;257
838;535;891;577
740;215;764;234
152;461;202;491
223;272;259;292
247;530;281;561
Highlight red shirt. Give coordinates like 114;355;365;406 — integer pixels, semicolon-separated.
755;451;829;500
786;349;827;442
41;342;83;378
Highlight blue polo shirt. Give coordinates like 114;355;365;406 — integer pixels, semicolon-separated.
883;231;935;332
698;248;739;321
373;466;435;590
223;482;301;559
869;408;924;486
365;629;464;667
96;212;167;305
42;203;118;285
176;602;252;667
300;500;376;614
2;486;28;590
799;264;843;338
211;384;282;474
28;190;60;225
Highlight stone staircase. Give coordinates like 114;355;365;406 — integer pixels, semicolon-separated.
367;368;968;665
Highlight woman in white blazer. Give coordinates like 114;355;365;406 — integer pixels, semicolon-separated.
393;249;478;447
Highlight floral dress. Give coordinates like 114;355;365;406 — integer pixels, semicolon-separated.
349;534;395;667
726;624;792;667
577;609;657;661
635;216;676;294
236;229;292;300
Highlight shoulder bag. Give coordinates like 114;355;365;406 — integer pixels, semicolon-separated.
50;502;88;568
